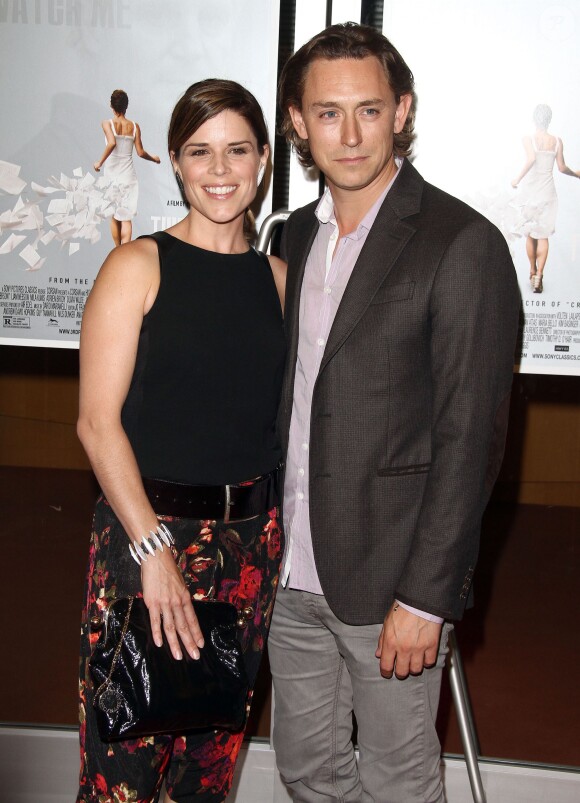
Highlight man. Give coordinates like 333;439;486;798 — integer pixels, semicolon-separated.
269;22;520;803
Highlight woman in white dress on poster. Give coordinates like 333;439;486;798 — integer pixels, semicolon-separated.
511;104;579;293
94;89;160;246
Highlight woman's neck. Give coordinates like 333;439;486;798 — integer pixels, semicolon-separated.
168;213;249;255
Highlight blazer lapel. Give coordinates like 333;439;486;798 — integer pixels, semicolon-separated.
285;215;318;366
279;209;318;440
319;160;423;373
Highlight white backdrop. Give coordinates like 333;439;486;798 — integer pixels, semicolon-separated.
0;0;280;347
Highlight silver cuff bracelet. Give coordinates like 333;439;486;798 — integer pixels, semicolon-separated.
128;522;175;566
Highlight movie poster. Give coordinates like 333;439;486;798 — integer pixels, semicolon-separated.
384;0;580;376
0;0;279;347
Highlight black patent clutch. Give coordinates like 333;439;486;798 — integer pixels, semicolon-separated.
89;596;249;741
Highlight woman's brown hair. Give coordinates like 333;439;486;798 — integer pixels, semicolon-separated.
110;89;129;115
168;79;269;239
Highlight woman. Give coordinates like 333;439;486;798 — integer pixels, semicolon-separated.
94;89;161;246
511;104;579;293
77;79;286;802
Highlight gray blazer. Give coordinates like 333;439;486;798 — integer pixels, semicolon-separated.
279;159;520;624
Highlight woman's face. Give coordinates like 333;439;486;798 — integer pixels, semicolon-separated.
172;110;268;228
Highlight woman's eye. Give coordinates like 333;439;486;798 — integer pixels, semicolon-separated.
189;149;208;157
229;147;249;155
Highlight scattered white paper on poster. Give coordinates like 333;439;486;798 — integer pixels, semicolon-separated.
69;242;80;256
19;244;41;267
58;173;73;190
0;197;43;233
47;198;71;214
16;203;43;232
0;161;27;195
0;233;27;254
57;220;76;236
30;181;60;195
40;230;56;245
79;173;95;189
26;257;46;272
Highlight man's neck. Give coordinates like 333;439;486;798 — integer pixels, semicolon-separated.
328;163;400;237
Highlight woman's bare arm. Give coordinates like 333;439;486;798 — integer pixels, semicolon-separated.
134;123;160;163
268;255;287;312
93;120;116;171
78;240;203;659
511;136;536;187
556;138;580;178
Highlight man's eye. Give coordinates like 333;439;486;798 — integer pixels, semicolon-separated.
362;108;379;116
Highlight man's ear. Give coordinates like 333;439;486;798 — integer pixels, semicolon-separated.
394;94;413;134
289;105;308;140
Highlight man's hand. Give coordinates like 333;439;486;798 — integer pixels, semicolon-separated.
375;603;442;679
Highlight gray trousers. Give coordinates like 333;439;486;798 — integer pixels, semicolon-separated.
269;585;451;803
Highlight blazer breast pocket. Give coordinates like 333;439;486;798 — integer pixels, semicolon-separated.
370;281;415;305
377;462;431;477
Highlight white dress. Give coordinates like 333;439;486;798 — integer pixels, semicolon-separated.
511;136;559;239
104;120;139;221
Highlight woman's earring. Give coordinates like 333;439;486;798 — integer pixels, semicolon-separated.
175;171;185;193
257;164;265;186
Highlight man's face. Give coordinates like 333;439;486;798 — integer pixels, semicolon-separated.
289;57;412;196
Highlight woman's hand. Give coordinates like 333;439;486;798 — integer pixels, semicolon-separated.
93;162;101;172
140;547;205;661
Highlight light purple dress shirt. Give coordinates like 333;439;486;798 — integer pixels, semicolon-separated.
281;163;443;625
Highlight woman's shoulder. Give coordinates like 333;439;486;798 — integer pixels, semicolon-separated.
90;239;161;313
266;254;286;311
533;131;558;151
100;238;160;278
266;254;286;277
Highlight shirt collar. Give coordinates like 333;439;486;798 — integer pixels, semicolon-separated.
315;157;403;239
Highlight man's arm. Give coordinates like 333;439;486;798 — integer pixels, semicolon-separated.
377;216;519;677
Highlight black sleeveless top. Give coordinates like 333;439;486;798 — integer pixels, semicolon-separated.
121;231;285;485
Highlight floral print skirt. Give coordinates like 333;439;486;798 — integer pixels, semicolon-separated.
77;494;282;803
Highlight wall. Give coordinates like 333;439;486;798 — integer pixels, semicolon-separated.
0;346;88;469
496;372;580;506
1;345;579;506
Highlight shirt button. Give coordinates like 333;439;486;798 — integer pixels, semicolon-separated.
302;442;309;451
298;467;305;476
297;492;304;500
324;286;332;294
317;338;325;347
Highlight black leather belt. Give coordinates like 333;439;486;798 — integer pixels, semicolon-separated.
142;467;280;522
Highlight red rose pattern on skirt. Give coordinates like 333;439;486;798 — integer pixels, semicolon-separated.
78;495;282;802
